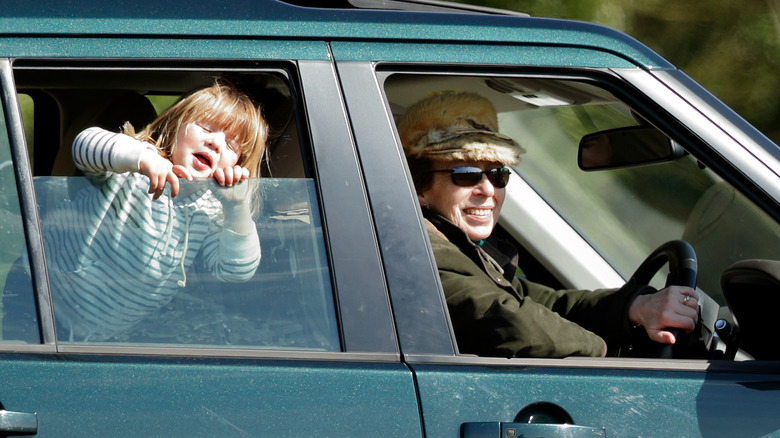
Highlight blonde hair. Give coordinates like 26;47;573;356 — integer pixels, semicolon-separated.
125;79;268;177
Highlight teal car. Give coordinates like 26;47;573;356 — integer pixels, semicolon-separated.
1;1;780;436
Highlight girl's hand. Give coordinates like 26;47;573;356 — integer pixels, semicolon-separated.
211;165;252;204
211;167;256;235
213;165;250;187
139;149;184;199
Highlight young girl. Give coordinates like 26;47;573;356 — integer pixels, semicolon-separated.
45;79;268;341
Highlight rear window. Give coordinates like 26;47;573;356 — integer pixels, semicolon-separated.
3;65;340;351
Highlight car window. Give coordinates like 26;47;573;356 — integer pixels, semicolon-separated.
36;176;336;348
384;73;780;306
0;97;36;343
5;66;340;351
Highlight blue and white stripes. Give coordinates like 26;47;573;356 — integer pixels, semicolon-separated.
45;127;261;341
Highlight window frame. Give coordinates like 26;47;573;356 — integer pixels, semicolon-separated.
0;58;400;361
363;62;780;370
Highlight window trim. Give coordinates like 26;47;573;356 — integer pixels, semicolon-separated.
366;63;780;368
1;59;55;345
0;59;400;359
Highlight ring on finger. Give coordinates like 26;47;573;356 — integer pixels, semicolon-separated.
683;295;690;305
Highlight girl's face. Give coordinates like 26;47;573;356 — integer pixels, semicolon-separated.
419;160;506;241
170;121;242;178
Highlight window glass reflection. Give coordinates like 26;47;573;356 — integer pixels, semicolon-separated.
0;104;37;344
37;177;338;350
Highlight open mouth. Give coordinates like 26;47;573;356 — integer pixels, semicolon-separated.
192;152;213;171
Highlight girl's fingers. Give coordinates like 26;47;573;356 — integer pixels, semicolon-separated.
172;165;193;181
213;166;249;186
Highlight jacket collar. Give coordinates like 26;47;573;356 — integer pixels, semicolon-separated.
422;206;519;286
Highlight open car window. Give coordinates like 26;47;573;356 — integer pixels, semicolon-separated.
2;65;340;351
384;72;780;338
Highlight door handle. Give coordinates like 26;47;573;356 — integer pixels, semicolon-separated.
462;422;605;437
0;409;38;435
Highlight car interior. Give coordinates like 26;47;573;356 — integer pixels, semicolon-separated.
384;72;780;361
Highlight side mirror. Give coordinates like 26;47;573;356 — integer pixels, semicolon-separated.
578;126;684;171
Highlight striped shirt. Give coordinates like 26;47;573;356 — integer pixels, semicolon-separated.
45;127;261;341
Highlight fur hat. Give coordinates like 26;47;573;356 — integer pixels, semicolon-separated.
397;91;524;165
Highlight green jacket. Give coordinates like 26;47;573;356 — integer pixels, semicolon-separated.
424;209;651;358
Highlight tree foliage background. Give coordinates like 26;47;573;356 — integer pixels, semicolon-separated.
453;0;780;145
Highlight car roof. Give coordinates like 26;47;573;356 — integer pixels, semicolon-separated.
0;0;672;70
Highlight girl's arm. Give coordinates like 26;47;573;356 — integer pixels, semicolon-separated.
213;176;257;235
201;212;261;283
73;127;151;174
73;127;180;198
203;170;261;282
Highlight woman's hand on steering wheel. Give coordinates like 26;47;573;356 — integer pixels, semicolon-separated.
625;240;701;358
628;285;699;344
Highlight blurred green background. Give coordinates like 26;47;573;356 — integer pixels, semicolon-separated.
453;0;780;145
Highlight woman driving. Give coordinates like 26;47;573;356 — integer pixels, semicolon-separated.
397;91;699;358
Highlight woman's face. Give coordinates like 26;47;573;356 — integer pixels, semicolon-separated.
420;160;506;241
171;121;241;178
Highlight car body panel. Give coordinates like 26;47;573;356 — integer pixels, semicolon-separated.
0;1;675;70
410;361;780;437
0;38;330;61
0;354;422;437
331;41;641;68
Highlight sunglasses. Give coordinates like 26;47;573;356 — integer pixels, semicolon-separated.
430;166;511;188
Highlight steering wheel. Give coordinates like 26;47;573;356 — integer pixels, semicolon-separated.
627;240;697;358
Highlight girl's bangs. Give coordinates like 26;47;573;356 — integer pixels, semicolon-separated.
200;98;261;152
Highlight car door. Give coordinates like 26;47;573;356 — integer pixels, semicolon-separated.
0;43;422;438
335;39;780;437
